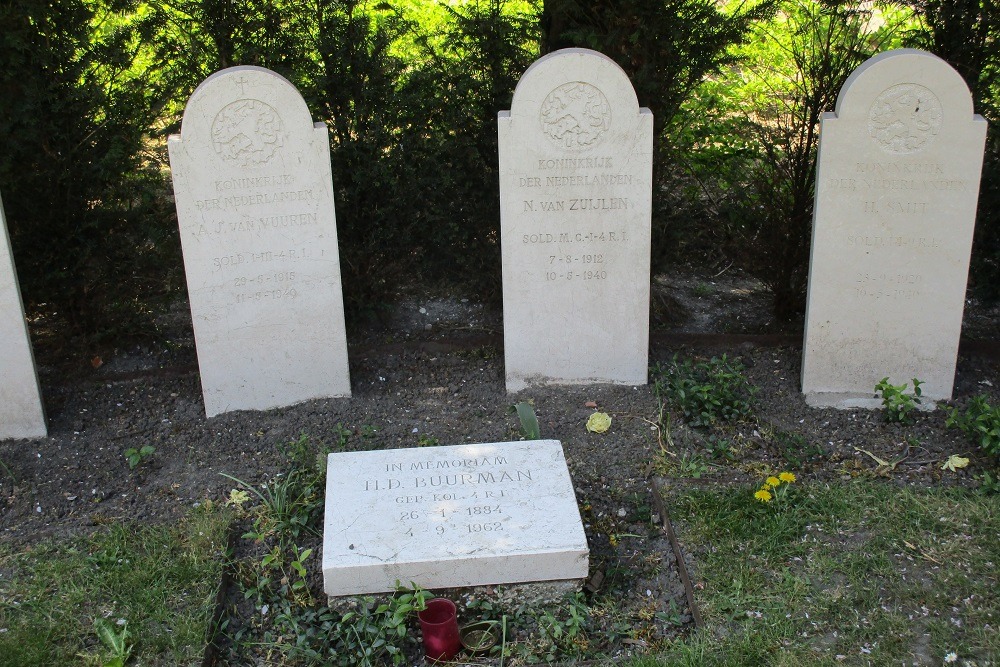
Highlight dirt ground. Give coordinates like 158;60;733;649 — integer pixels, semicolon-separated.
1;270;998;661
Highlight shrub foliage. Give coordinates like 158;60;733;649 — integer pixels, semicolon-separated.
0;0;998;342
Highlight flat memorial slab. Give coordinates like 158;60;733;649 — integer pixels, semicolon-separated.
322;440;589;596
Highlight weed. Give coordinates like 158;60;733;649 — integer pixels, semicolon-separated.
978;470;1000;495
265;585;430;666
88;618;131;667
678;452;712;478
221;471;322;543
946;395;1000;458
704;434;735;461
655;598;686;627
360;424;378;440
513;401;541;440
0;456;15;483
874;377;923;424
653;447;712;479
246;544;314;605
279;432;333;473
465;596;506;624
331;423;353;449
517;593;591;662
752;471;797;507
627;492;653;523
653;355;756;427
417;434;440;447
123;445;154;470
773;430;826;468
692;281;714;297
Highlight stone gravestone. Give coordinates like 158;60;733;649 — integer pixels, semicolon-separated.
322;440;589;596
802;49;988;408
499;49;653;392
0;191;46;439
168;66;351;417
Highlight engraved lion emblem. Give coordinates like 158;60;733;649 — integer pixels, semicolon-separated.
540;82;612;150
211;99;283;166
868;84;943;155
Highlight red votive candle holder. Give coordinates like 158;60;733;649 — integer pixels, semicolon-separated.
418;597;461;662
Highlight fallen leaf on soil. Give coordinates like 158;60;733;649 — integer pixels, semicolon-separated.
941;455;969;472
586;412;612;433
585;401;598;408
91;356;103;369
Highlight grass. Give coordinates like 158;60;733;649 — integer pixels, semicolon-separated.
623;481;999;666
2;435;997;665
0;503;232;666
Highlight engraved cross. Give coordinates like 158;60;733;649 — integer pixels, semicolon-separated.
235;75;251;95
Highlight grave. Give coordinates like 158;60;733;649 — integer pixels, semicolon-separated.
168;66;351;417
322;440;589;596
0;190;46;439
498;49;653;392
802;49;988;408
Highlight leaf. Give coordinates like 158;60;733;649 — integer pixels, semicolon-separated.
586;412;612;433
941;455;970;472
514;401;541;440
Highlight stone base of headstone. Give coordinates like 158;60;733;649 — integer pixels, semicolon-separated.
804;393;938;410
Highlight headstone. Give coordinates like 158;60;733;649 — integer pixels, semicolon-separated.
0;191;46;439
499;49;653;392
802;49;988;408
168;66;351;417
322;440;589;596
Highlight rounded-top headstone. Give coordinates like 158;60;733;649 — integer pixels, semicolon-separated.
168;66;351;417
802;49;988;407
499;49;653;392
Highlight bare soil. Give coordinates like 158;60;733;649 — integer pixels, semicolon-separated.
2;270;997;663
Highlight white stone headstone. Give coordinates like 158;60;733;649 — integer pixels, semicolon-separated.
168;66;351;417
499;49;653;392
802;49;988;408
322;440;589;596
0;191;46;439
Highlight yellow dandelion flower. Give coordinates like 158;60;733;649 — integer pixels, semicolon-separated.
766;476;781;488
754;489;772;503
779;472;796;483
